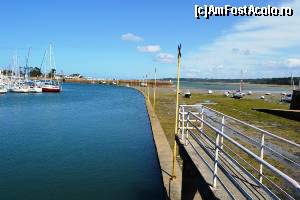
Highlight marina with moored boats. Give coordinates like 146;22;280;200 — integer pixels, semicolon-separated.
0;44;61;94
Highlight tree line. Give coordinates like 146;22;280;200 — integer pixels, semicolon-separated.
1;67;57;78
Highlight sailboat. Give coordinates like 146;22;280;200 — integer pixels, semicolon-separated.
281;74;295;103
42;44;62;93
23;48;42;93
10;54;30;93
233;69;245;99
28;80;42;93
0;84;7;94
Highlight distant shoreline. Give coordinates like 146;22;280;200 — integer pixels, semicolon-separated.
179;81;291;87
166;77;299;87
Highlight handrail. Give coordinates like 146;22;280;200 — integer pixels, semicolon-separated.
201;110;300;167
188;111;300;192
180;104;300;148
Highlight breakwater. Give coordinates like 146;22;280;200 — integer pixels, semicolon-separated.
63;78;174;87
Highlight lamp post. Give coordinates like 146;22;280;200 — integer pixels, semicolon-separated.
153;67;157;110
146;74;150;103
172;44;182;179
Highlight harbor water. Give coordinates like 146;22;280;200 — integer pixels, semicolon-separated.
0;83;165;199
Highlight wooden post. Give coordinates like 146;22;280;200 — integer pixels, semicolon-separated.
172;44;182;180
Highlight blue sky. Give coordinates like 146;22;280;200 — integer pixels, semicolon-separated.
0;0;299;79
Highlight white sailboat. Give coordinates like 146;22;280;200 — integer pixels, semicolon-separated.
28;80;42;93
24;48;43;93
0;84;7;94
10;54;29;93
281;74;295;103
42;44;62;93
233;69;245;99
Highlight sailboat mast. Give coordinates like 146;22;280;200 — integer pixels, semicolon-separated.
49;44;52;70
44;49;47;81
291;74;295;91
240;69;243;92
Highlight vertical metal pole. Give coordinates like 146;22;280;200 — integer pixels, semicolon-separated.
49;44;52;70
147;75;150;103
259;133;265;183
181;106;185;141
213;132;220;188
153;67;157;110
220;116;225;150
172;44;182;180
200;106;204;130
144;75;147;96
185;112;189;146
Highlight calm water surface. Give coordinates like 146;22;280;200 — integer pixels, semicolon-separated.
0;84;165;200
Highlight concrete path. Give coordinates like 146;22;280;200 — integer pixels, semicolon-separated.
145;100;182;200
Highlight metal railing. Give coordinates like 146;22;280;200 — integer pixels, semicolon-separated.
178;104;300;200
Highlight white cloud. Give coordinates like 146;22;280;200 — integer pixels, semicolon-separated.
154;53;175;63
137;45;161;53
121;33;143;42
286;58;300;67
184;0;300;78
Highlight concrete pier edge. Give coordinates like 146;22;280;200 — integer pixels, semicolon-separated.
138;89;182;200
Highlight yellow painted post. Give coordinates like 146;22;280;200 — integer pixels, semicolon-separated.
153;67;157;110
144;76;147;95
147;75;150;103
172;44;182;180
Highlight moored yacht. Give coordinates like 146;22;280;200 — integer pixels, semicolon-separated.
28;81;43;93
42;44;62;93
42;80;61;92
29;85;43;93
0;84;7;94
11;84;29;93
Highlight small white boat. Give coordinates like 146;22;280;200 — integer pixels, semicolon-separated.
265;92;271;95
140;82;147;87
28;81;43;93
281;94;292;103
208;90;213;94
247;91;253;95
260;96;265;99
11;86;29;93
233;92;243;99
0;85;7;94
184;90;191;98
29;86;43;93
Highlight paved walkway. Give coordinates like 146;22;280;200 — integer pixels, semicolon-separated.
145;100;182;200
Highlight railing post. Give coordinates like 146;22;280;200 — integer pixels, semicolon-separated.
213;132;220;188
200;106;204;130
181;106;185;140
185;112;190;146
259;133;265;183
220;116;225;150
